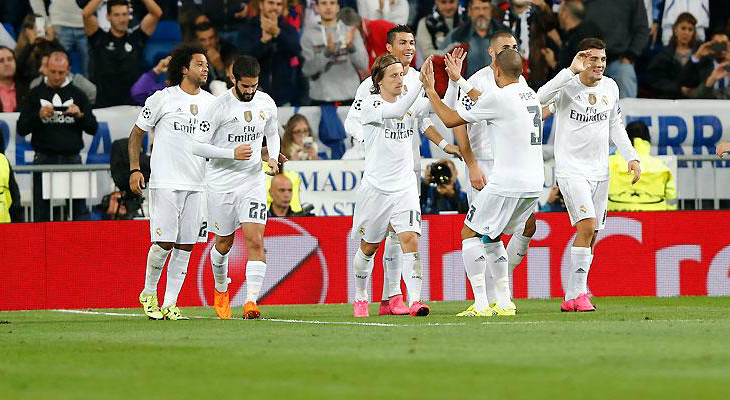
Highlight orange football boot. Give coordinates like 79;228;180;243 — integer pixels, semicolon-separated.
243;301;261;319
214;289;232;319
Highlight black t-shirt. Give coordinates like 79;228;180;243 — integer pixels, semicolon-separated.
88;28;149;108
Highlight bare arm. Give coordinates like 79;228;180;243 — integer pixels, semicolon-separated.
140;0;163;37
82;0;102;37
128;125;147;195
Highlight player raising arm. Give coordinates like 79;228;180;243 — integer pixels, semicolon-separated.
536;38;641;312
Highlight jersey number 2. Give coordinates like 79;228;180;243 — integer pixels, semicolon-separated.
527;106;542;145
249;202;267;221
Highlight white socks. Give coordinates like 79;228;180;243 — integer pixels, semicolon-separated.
142;244;170;296
162;248;191;309
245;261;267;303
462;237;489;311
484;241;511;309
353;248;375;301
566;247;593;301
382;233;403;300
507;233;531;272
210;246;229;293
402;252;422;306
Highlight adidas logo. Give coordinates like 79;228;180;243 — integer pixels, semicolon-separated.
476;255;486;261
496;256;507;263
516;252;526;257
176;107;182;112
232;117;238;122
576;268;587;273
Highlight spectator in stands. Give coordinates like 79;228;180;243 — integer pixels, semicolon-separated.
0;46;29;112
0;136;22;222
420;159;468;215
209;56;239;96
645;12;697;99
238;0;302;106
83;0;162;108
302;0;358;29
17;51;98;221
268;173;314;217
130;55;169;105
302;0;368;104
31;50;96;105
440;0;508;78
545;0;602;72
680;30;730;100
499;0;557;88
652;0;709;46
416;0;464;59
281;113;319;160
608;120;677;211
339;6;394;69
584;0;649;98
179;6;211;43
189;0;249;43
194;22;238;84
14;14;62;87
539;185;568;212
30;0;88;76
716;141;730;158
357;0;409;25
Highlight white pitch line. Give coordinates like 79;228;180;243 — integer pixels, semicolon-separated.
48;310;723;327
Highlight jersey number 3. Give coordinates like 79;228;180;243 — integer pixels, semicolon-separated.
527;106;542;145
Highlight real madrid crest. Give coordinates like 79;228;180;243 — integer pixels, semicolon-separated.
244;111;253;122
190;104;198;115
588;94;597;105
601;95;608;106
402;84;408;94
259;110;266;121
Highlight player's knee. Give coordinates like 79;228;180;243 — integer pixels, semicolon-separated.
398;232;418;252
156;242;174;251
576;219;596;240
215;235;234;254
522;214;537;237
360;240;379;256
173;243;193;252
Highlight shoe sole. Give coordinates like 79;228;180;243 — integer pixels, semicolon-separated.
576;308;596;312
244;310;261;319
411;307;430;317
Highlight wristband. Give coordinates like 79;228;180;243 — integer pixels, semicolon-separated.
129;169;142;176
456;77;473;94
438;139;448;150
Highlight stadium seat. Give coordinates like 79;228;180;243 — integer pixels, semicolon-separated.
142;21;181;69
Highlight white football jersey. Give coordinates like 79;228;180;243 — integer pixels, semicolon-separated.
360;93;432;193
195;89;279;193
135;85;215;191
457;81;545;197
458;66;528;161
347;67;422;167
538;68;637;181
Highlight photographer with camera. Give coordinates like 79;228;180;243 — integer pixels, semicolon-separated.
679;30;730;100
420;158;468;215
17;50;97;221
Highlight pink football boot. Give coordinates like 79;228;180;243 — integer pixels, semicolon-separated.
353;300;369;317
574;293;596;312
561;298;576;312
408;301;430;316
388;295;410;315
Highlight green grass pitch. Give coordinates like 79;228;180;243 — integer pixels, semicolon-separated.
2;297;730;399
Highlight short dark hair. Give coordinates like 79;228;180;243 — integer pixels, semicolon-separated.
167;43;207;86
314;0;341;4
626;120;651;146
576;37;606;52
232;55;260;80
194;22;216;34
495;49;523;79
467;0;492;9
489;31;515;48
563;0;584;21
107;0;129;14
370;53;400;94
386;25;414;45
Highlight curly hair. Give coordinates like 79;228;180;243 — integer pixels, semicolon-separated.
166;43;207;87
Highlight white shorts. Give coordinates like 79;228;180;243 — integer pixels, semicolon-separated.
148;188;204;245
464;190;538;239
351;179;421;244
207;176;267;236
557;177;609;230
466;160;494;204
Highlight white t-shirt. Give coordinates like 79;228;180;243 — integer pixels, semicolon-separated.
347;68;422;167
537;68;638;181
135;85;215;191
457;81;544;197
458;66;528;161
360;93;432;193
194;89;279;193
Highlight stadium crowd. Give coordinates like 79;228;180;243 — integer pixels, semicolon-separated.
1;0;729;222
